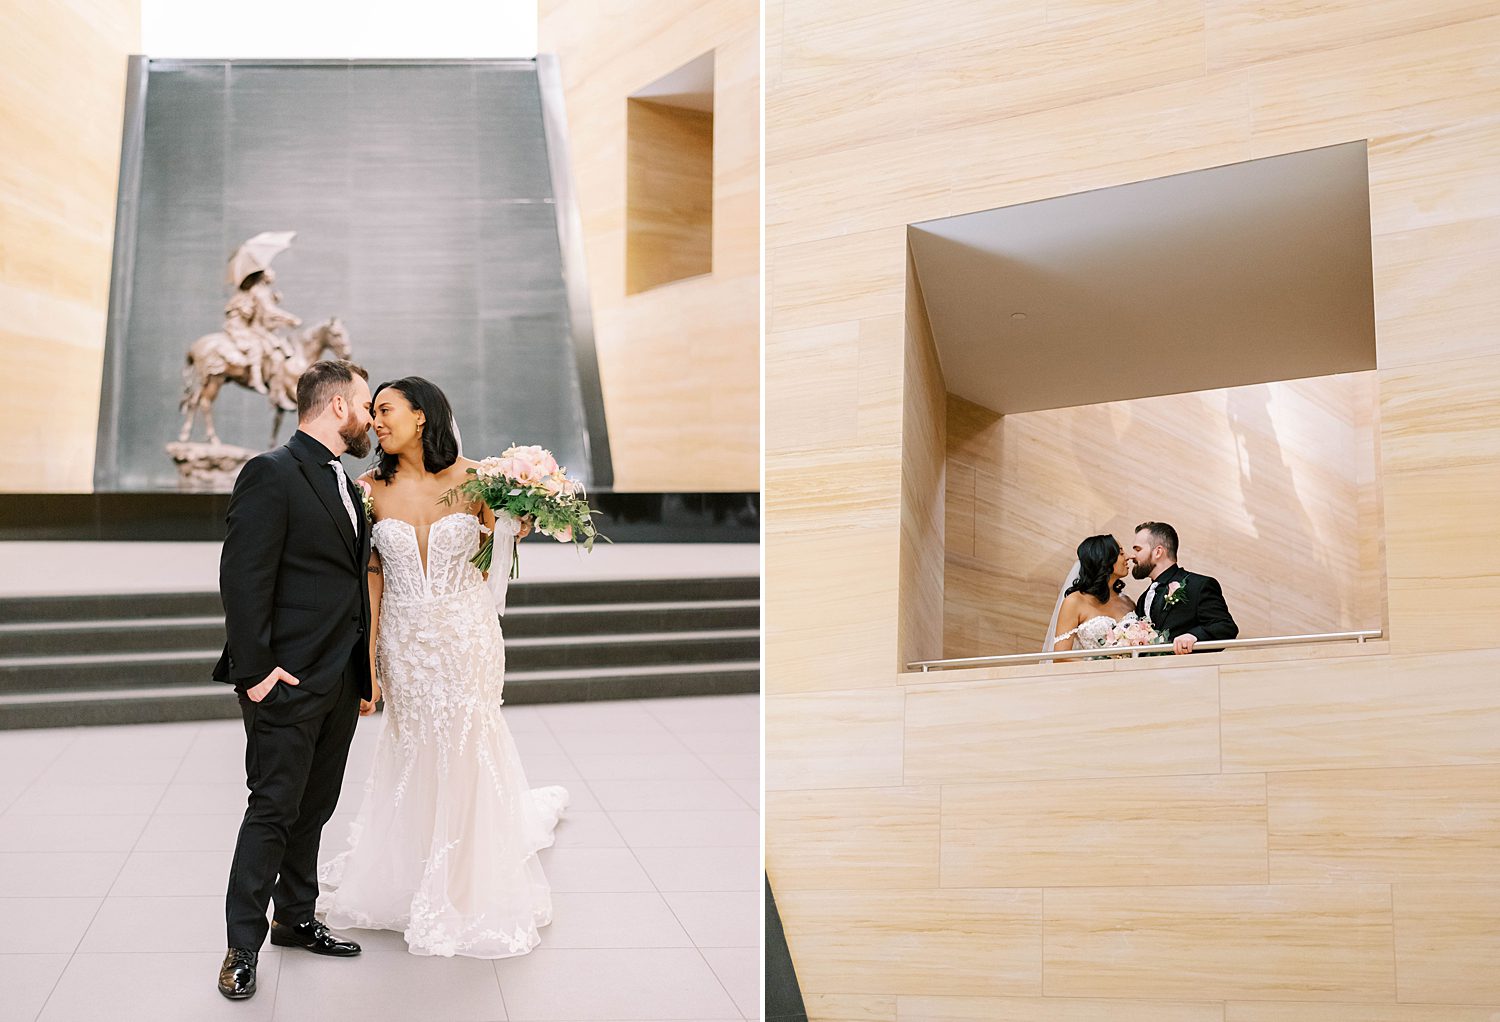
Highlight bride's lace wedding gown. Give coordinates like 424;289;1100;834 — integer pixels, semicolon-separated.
317;511;568;958
1052;612;1143;650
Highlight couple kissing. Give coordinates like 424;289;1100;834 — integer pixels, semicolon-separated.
1045;521;1238;656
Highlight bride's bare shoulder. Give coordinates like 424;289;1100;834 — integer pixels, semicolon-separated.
444;459;488;512
429;458;477;485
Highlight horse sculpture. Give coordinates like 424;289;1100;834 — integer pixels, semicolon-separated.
178;317;352;447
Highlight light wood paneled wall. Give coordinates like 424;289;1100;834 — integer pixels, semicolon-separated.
539;0;758;491
767;3;1500;1016
944;373;1382;659
767;647;1500;1014
0;0;139;491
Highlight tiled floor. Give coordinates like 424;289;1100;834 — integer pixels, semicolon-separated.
0;694;761;1021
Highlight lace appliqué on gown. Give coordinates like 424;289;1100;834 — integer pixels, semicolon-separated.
1053;612;1142;651
317;512;568;958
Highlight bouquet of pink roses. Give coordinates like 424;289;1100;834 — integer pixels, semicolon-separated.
1103;617;1166;650
441;444;606;579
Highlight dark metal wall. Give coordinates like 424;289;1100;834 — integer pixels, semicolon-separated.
96;58;610;491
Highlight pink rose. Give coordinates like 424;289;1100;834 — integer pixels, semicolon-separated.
475;456;507;483
519;455;547;485
542;475;567;497
555;524;573;543
356;479;371;496
495;444;564;488
512;445;559;478
496;457;534;485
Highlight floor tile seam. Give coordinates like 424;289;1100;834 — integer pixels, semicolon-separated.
691;941;753;1021
0;727;87;816
641;699;759;813
37;757;180;1021
655;886;758;954
547;707;703;956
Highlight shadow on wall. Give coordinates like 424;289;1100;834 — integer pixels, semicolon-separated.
1227;383;1345;630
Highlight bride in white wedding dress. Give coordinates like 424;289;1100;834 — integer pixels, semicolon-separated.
1043;534;1141;653
317;376;568;958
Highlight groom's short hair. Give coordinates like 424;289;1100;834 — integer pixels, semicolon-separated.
1135;521;1179;559
297;359;368;421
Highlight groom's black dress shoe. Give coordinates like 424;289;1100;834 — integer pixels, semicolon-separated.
218;948;257;1000
270;919;362;956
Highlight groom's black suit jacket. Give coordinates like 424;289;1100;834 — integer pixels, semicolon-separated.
1135;563;1238;650
212;430;372;712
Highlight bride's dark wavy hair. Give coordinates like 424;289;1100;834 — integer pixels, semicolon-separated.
369;376;459;483
1065;534;1126;603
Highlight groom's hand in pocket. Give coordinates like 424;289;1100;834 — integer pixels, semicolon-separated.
247;666;300;702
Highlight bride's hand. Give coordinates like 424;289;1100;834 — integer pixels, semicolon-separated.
360;677;382;716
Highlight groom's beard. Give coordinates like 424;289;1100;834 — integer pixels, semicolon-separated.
340;414;372;458
1131;562;1152;580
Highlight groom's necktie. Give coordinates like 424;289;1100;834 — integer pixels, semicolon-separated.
328;459;359;536
1144;579;1160;624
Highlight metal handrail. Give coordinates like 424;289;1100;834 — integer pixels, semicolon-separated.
907;629;1383;672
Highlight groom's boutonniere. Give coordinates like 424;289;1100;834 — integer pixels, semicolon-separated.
356;478;376;521
1162;580;1188;609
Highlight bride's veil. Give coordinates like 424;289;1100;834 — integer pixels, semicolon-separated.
451;414;516;616
1042;559;1082;653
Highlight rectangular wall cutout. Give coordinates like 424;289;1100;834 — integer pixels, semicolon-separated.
901;142;1386;664
626;51;714;294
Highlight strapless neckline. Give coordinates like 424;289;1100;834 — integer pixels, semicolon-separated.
372;512;489;602
1056;611;1141;650
373;512;478;581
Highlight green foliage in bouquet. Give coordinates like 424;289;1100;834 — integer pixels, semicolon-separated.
439;446;608;579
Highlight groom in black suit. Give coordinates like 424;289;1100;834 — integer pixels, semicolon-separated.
212;359;376;999
1130;521;1239;654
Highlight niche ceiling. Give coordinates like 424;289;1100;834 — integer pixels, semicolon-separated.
909;141;1378;414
